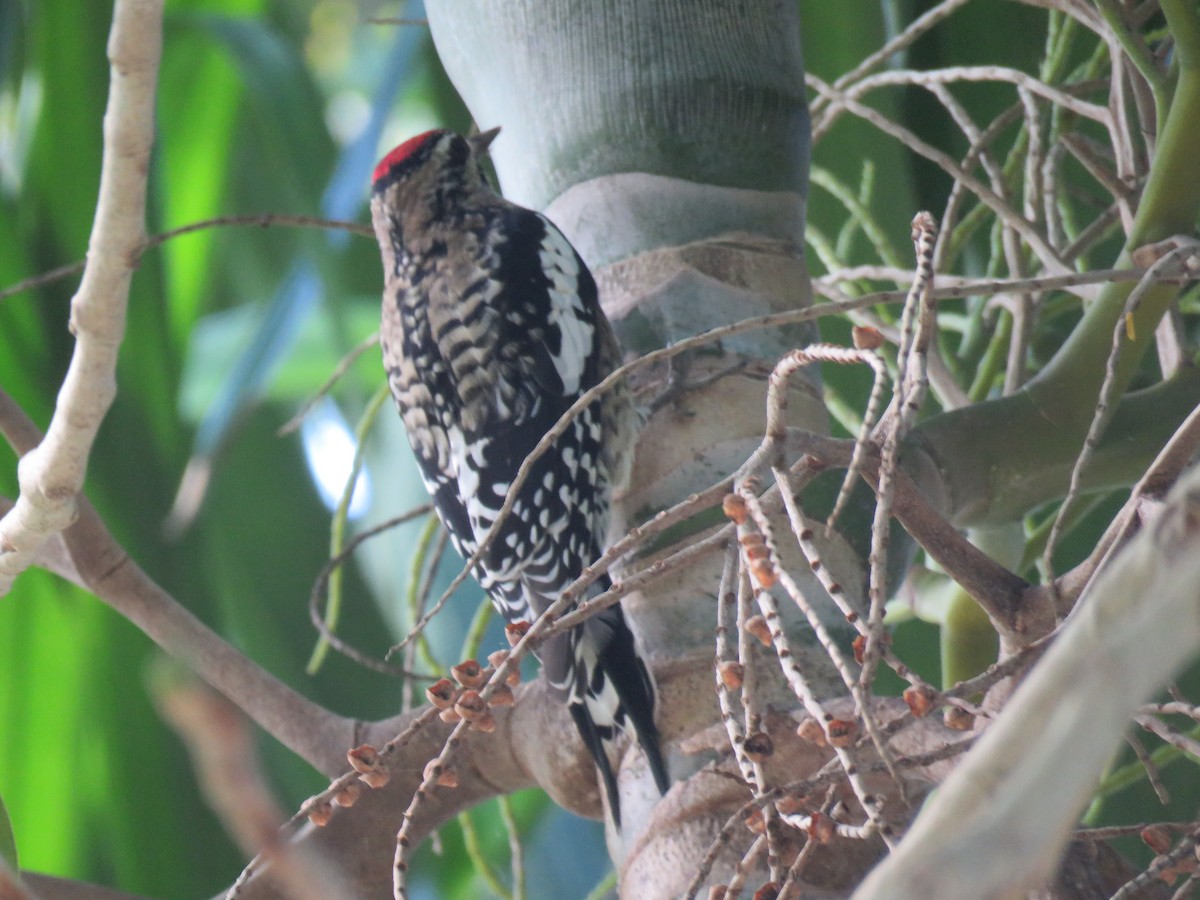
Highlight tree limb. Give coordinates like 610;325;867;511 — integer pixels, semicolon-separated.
0;0;161;594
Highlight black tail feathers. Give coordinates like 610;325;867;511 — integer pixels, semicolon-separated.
571;602;670;827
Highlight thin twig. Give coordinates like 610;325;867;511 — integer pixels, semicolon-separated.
842;65;1110;126
0;213;372;305
1143;701;1200;722
498;795;525;900
860;215;938;698
734;489;892;845
228;706;444;899
308;383;393;674
809;78;1071;274
1135;714;1200;761
279;333;382;436
402;514;449;702
1041;244;1199;584
716;543;757;787
815;0;977;115
724;834;767;899
772;467;907;808
0;260;86;304
1109;826;1200;900
308;508;435;677
1124;730;1171;805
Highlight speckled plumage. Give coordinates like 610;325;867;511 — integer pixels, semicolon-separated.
370;129;667;823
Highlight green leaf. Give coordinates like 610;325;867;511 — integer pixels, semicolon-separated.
158;1;266;340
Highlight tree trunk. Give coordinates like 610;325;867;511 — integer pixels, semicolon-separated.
427;2;882;895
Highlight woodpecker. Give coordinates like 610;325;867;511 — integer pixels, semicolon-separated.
370;128;669;824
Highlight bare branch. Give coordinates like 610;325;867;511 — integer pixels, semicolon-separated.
0;0;162;594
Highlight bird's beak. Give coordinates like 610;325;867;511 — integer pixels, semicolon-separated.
470;126;501;156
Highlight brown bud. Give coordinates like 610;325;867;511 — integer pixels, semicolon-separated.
306;798;334;827
1151;855;1175;884
1141;824;1172;855
800;453;826;473
424;759;459;788
708;887;729;900
745;615;773;647
333;782;361;808
1130;243;1163;268
743;731;774;762
347;745;391;788
739;533;768;559
775;793;805;816
903;685;935;719
851;325;885;350
426;677;458;709
347;744;382;774
1151;854;1191;884
454;689;487;720
487;649;509;668
753;884;780;900
359;768;391;789
470;711;497;733
487;650;522;686
505;621;531;646
944;707;975;731
911;211;937;240
852;634;867;665
826;718;858;747
439;707;461;723
488;684;515;707
855;632;891;660
750;558;777;589
743;807;766;834
717;660;745;690
796;717;826;746
722;493;748;524
808;811;836;844
451;659;485;688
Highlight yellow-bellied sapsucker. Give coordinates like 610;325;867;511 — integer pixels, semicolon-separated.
370;128;669;823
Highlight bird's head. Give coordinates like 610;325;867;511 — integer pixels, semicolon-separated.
369;127;500;275
371;127;499;195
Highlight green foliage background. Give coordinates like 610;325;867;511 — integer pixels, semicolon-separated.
0;1;1195;897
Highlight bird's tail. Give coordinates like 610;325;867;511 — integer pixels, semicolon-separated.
570;594;670;827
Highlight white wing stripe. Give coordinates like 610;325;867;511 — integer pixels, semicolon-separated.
537;222;594;395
